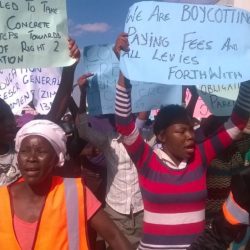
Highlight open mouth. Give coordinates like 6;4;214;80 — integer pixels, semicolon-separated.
185;145;195;153
24;168;40;176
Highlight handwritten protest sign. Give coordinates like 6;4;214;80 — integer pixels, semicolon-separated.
132;81;181;112
0;68;33;114
184;83;239;117
29;67;61;114
196;83;239;116
193;97;211;118
120;2;250;85
0;67;61;115
0;0;74;69
185;88;211;118
82;44;181;115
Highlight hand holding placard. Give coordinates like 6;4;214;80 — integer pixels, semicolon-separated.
81;44;181;115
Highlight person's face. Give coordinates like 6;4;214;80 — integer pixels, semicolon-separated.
18;135;58;186
0;110;17;145
158;123;195;165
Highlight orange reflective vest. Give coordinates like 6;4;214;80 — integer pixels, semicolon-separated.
0;176;89;250
223;192;249;225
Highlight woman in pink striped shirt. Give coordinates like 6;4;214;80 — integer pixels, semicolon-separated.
115;70;250;250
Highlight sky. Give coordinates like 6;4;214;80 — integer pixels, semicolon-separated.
67;0;137;47
65;0;236;100
65;0;235;80
66;0;139;82
66;0;238;49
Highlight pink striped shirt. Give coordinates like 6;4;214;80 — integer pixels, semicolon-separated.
115;82;250;249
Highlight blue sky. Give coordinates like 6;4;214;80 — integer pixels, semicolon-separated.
67;0;137;47
66;0;224;80
67;0;139;80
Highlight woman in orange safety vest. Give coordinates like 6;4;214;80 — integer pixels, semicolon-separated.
0;119;131;250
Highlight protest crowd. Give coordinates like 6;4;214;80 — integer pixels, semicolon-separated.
1;0;250;250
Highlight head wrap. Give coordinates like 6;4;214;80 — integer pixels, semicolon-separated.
15;119;67;167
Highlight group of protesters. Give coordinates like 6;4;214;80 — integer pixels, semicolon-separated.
0;17;250;250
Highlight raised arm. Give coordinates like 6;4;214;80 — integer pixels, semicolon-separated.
136;111;150;130
115;72;153;170
199;81;250;164
113;32;129;59
46;38;80;123
76;73;108;149
78;72;94;113
68;97;79;121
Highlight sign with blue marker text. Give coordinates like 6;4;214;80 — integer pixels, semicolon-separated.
0;68;33;114
120;1;250;85
0;0;74;69
30;68;61;114
82;44;181;115
0;68;61;115
197;83;239;116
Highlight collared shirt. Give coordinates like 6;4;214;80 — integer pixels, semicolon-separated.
77;113;143;214
0;149;21;186
115;79;250;249
154;148;188;169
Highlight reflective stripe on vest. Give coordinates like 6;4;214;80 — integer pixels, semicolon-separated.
64;178;80;250
223;192;249;225
0;176;89;250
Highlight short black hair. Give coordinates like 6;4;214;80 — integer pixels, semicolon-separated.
153;104;191;136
